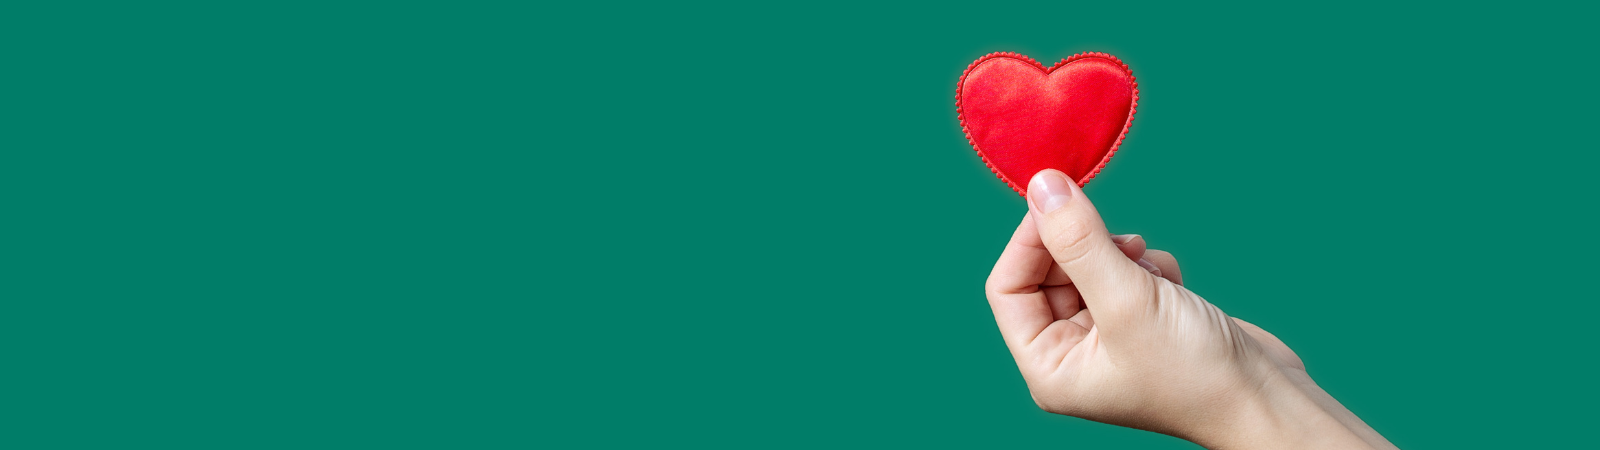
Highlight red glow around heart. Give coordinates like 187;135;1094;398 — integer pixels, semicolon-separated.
957;52;1137;196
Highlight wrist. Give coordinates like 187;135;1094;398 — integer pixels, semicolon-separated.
1185;366;1374;450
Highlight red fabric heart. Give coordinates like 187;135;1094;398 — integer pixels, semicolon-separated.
957;52;1137;195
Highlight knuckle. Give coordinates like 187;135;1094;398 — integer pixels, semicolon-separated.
983;274;1002;296
985;272;1026;297
1145;249;1176;265
1146;249;1181;271
1047;219;1096;265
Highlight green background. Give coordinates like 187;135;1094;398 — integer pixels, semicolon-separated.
3;2;1595;448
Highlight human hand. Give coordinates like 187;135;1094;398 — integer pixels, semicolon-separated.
984;169;1395;449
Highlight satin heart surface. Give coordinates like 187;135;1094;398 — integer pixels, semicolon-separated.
956;52;1137;195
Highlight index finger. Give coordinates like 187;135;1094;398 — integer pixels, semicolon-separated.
984;214;1056;349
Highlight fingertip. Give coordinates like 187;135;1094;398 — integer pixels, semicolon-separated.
1112;234;1147;261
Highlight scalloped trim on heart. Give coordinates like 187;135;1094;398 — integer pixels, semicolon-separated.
956;51;1138;196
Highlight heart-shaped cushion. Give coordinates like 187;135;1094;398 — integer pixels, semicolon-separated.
957;52;1137;195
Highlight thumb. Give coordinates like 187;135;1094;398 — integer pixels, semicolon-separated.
1026;169;1152;317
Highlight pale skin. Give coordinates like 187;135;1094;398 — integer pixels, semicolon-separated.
985;169;1396;449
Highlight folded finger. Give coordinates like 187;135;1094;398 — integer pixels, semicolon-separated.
1143;249;1183;285
985;214;1057;348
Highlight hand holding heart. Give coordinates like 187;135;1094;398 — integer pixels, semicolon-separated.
986;170;1396;449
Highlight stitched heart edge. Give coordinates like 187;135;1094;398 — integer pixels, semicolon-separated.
956;51;1139;195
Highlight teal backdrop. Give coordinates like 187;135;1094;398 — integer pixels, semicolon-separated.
3;2;1595;448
